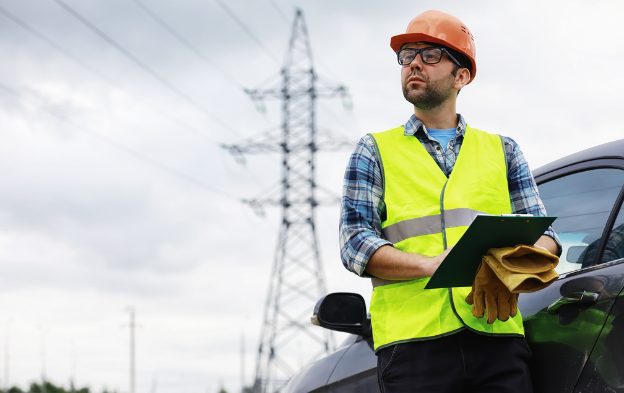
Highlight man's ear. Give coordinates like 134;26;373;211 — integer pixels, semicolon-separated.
454;68;471;90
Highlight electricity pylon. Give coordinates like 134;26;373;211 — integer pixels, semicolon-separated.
223;9;351;393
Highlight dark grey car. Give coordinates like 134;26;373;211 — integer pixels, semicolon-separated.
284;138;624;393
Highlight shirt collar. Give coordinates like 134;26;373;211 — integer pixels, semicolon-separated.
403;113;466;140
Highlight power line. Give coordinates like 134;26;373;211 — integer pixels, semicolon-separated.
318;101;355;139
0;3;272;189
265;0;290;25
0;81;238;200
0;4;210;140
128;0;242;89
214;0;281;65
51;0;244;138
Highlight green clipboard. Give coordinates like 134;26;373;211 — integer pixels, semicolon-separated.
424;215;556;289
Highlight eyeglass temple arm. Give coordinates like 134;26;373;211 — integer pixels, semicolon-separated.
442;48;463;68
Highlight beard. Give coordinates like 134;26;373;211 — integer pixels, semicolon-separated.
402;72;456;110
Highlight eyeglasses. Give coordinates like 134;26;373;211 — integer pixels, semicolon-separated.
397;47;462;68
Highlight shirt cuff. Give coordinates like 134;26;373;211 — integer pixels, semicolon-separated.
343;236;393;277
544;226;562;257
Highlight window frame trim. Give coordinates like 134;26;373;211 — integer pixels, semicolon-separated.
595;182;624;265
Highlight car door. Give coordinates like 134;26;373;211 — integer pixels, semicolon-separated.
519;161;624;393
573;198;624;392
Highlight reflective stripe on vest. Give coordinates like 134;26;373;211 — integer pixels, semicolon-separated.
383;207;487;244
368;125;524;352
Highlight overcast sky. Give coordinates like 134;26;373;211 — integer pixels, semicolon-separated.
0;0;623;392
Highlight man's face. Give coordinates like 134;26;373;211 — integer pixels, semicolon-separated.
400;42;458;110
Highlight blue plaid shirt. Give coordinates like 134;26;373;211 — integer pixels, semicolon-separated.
339;114;561;276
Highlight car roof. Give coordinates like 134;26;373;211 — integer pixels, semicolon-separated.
533;138;624;178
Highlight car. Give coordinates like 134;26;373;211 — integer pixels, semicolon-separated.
283;138;624;393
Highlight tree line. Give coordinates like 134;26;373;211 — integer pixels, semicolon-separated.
0;381;252;393
0;381;116;393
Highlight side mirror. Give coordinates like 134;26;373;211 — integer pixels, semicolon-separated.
311;292;372;338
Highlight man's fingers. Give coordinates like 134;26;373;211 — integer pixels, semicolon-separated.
438;246;454;262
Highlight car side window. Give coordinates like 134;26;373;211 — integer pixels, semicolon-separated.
538;168;624;274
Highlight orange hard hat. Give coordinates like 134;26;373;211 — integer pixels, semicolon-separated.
390;10;477;83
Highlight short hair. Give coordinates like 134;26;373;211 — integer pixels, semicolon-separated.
444;46;472;75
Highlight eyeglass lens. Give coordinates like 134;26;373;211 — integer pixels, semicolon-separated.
398;48;442;65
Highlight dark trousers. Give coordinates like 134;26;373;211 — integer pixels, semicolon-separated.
377;329;533;393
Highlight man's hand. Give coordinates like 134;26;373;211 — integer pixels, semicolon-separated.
365;245;453;280
515;235;559;256
529;244;548;252
535;235;559;256
428;246;453;276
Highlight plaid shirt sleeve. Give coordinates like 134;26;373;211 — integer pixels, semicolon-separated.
504;136;562;255
339;134;392;276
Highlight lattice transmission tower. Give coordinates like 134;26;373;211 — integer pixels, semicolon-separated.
223;9;351;393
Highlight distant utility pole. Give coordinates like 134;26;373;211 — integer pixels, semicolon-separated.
70;338;76;393
37;326;47;393
4;320;10;391
126;307;136;393
240;333;245;392
223;9;351;393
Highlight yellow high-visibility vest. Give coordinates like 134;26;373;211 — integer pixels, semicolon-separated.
369;125;524;352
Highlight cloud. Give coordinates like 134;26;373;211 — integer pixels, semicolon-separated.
1;0;623;392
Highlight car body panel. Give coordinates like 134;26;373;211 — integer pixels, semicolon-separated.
533;140;624;178
326;337;379;393
574;273;624;391
521;260;624;392
283;347;346;393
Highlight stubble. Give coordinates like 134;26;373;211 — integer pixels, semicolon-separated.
402;72;456;110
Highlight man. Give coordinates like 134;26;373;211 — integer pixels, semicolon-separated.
339;10;561;393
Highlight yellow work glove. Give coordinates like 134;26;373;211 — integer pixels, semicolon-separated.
465;260;518;324
486;245;559;293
